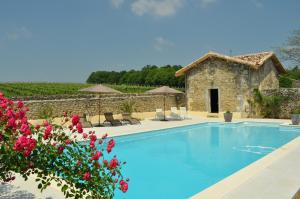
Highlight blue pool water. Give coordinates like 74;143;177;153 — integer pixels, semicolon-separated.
110;122;300;199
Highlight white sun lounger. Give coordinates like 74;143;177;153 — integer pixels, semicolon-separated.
180;107;191;119
169;107;181;120
155;109;164;120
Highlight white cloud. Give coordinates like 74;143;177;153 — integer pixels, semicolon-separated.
200;0;217;7
111;0;125;8
154;37;174;51
6;26;32;41
131;0;184;17
253;0;263;8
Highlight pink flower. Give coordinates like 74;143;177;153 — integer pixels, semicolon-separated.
91;151;102;161
108;139;115;148
43;120;49;127
109;158;119;169
107;146;112;153
20;124;29;133
102;133;108;139
7;118;16;128
119;180;128;193
13;136;36;157
57;146;64;154
103;160;108;166
83;172;91;181
72;115;80;126
90;141;95;148
65;139;71;145
43;125;52;140
18;111;26;119
76;123;83;133
6;108;14;118
23;150;31;157
17;101;24;109
82;133;88;139
35;124;40;130
106;139;115;153
89;134;97;142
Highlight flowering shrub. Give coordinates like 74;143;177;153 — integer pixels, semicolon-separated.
0;93;128;198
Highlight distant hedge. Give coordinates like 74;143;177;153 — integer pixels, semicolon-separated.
86;65;185;88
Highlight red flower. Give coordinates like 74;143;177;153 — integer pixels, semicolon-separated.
107;146;112;153
76;123;83;133
76;161;81;166
103;160;108;166
7;118;16;128
91;151;102;161
6;108;14;118
83;172;91;181
109;158;119;169
43;120;49;127
119;180;128;193
17;101;24;109
35;124;41;130
13;136;36;157
108;139;115;148
90;141;95;148
72;115;80;126
102;133;108;139
89;134;97;142
65;139;71;145
43;125;52;140
83;133;88;139
57;146;64;154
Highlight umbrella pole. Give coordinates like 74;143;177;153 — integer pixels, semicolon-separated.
98;95;101;126
164;95;166;121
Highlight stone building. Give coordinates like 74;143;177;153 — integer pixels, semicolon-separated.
175;51;286;116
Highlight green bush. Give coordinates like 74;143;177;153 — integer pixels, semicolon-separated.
279;76;293;88
251;89;284;119
119;100;136;115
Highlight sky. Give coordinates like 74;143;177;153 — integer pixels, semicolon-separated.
0;0;300;83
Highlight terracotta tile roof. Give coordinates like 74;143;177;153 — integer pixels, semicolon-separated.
175;51;286;77
233;52;273;67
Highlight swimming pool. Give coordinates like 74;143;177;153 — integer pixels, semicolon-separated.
109;122;300;199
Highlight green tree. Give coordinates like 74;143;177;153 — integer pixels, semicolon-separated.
278;29;300;67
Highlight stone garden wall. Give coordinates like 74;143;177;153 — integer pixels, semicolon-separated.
262;88;300;118
23;93;185;119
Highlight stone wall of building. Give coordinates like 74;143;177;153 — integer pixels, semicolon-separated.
24;93;185;119
186;58;252;113
262;88;300;118
185;58;280;116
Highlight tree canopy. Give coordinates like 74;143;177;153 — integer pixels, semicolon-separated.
86;65;185;88
278;29;300;67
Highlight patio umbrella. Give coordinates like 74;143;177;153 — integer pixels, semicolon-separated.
146;86;183;121
79;84;122;126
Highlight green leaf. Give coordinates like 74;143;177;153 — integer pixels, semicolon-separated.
62;184;68;192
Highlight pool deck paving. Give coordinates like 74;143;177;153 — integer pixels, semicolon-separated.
1;116;300;199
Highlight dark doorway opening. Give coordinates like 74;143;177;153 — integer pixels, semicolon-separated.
210;89;219;113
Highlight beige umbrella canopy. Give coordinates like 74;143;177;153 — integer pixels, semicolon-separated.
79;84;122;126
146;86;183;121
